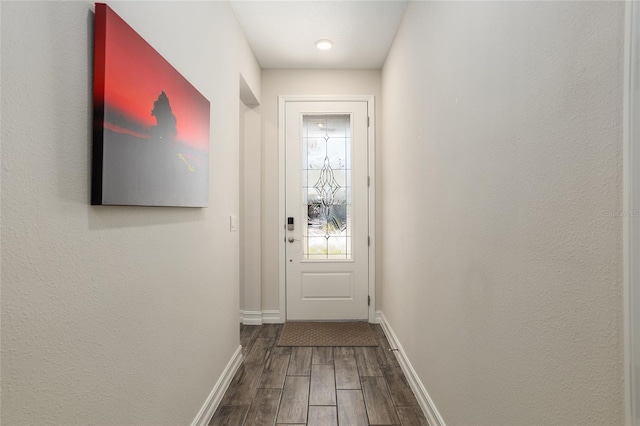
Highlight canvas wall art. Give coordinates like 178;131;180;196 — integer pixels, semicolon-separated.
92;3;210;207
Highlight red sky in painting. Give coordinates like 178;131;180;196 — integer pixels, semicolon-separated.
95;5;210;151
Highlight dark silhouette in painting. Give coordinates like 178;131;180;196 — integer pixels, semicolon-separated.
151;91;177;140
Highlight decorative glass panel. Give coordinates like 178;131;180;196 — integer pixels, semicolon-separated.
302;115;351;259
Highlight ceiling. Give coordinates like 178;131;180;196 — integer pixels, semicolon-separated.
230;1;409;70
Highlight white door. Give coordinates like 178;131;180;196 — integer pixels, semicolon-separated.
284;101;370;320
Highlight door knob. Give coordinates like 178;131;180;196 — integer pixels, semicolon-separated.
288;237;295;243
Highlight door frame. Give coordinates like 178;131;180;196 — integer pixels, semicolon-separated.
625;2;640;424
278;95;376;323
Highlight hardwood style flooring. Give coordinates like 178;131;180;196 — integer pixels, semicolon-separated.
209;323;429;426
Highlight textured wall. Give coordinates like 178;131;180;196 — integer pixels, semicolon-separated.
260;70;382;313
380;2;625;424
1;1;259;424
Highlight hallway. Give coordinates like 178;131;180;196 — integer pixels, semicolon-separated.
210;324;428;425
1;2;631;424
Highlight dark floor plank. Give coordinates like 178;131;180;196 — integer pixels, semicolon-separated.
258;323;282;339
276;376;310;424
371;323;386;339
355;347;383;377
209;405;249;426
309;364;337;406
334;347;360;390
383;365;419;407
361;376;400;425
271;345;292;356
244;388;282;426
220;362;264;406
397;406;429;425
312;346;334;364
240;325;261;356
337;389;369;426
287;346;312;376
375;337;401;369
259;353;290;389
241;324;261;341
244;337;275;366
308;405;338;426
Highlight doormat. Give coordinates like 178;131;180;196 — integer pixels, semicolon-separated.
277;321;378;347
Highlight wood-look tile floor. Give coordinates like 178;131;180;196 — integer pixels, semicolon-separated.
209;323;429;426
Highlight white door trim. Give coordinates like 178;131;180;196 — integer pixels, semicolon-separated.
278;95;376;323
625;2;639;424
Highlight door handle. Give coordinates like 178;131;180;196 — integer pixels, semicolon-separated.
288;237;296;243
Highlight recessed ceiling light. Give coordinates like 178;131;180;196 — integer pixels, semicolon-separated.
315;39;334;50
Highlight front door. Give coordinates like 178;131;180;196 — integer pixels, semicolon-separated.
284;100;370;320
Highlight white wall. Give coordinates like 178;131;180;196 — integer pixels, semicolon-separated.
1;1;260;424
381;2;625;425
260;70;381;313
240;100;262;317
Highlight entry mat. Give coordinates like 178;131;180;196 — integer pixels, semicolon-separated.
276;321;378;347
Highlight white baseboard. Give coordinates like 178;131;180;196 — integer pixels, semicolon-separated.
241;310;263;325
240;310;282;325
261;310;281;324
191;345;243;426
375;311;446;426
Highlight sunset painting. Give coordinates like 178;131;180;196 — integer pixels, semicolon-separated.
92;3;210;207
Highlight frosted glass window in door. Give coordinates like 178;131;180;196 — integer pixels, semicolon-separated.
302;115;352;260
